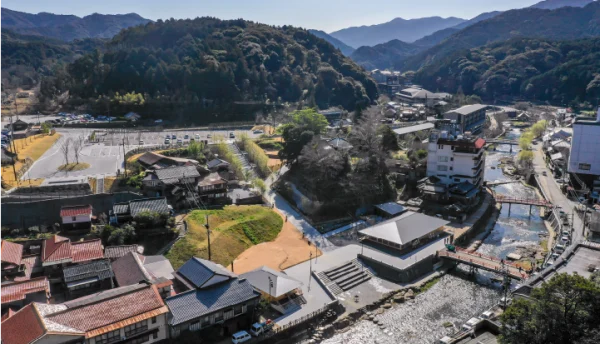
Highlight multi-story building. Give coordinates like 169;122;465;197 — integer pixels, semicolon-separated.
395;87;450;107
420;130;486;205
568;108;600;177
443;104;488;134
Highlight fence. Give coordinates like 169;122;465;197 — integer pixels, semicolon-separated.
262;301;337;342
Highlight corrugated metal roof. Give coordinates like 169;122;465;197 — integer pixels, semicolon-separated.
445;104;488;116
392;123;435;136
360;211;449;245
374;202;406;216
112;203;130;215
154;165;200;182
166;278;260;325
207;158;230;169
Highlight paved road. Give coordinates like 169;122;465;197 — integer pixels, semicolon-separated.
22;128;259;181
532;142;585;242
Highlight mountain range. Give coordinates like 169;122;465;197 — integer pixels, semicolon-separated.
1;8;151;41
329;16;466;48
308;29;355;55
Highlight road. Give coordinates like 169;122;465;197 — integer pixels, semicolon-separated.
532;142;585;242
23;128;260;181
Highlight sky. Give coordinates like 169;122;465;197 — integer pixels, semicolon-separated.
3;0;543;32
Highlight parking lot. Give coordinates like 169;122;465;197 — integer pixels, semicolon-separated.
95;129;260;147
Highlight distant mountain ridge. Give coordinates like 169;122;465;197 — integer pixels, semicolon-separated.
350;39;423;70
402;2;600;71
1;8;151;41
329;16;466;48
530;0;595;9
308;29;355;56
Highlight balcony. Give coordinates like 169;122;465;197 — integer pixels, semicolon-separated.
473;159;484;170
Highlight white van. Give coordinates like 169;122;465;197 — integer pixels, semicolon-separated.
555;244;566;252
461;317;481;331
232;331;251;344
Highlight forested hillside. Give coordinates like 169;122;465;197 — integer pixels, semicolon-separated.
413;37;600;105
350;39;423;70
308;29;355;56
42;18;377;122
1;29;104;90
1;8;151;41
403;2;600;71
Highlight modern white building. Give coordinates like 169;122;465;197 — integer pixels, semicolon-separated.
568;108;600;176
426;131;486;188
60;204;93;232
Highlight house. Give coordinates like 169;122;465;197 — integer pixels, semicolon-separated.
111;197;170;225
63;259;114;299
1;283;169;344
111;252;174;299
197;172;229;204
326;137;353;151
392;122;435;139
543;129;572;144
60;205;93;232
240;266;305;314
41;236;104;280
395;87;449;106
124;112;141;121
443;104;488;134
137;151;200;170
359;211;449;252
374;202;407;218
318;108;344;122
568;108;600;176
207;158;231;172
1;240;24;279
426;130;486;190
8;119;30;139
1;277;50;310
142;165;201;198
104;244;142;261
166;257;261;337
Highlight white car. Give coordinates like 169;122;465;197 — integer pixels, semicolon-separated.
232;331;251;344
249;323;264;336
195;134;200;140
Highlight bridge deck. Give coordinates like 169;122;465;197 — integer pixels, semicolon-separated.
494;195;553;207
439;249;529;280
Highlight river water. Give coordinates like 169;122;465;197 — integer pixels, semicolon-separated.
322;128;547;344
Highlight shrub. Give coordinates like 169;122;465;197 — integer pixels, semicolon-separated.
134;211;168;229
215;142;245;180
239;134;271;177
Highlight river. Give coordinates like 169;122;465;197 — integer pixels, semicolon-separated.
322;128;547;344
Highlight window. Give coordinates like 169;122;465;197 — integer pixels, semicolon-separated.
438;156;449;162
153;332;158;340
125;320;148;337
201;316;211;328
234;304;243;315
449;167;453;171
579;163;591;171
438;144;444;149
95;330;120;344
214;312;224;322
451;146;455;151
72;216;77;221
129;335;149;344
242;303;247;313
450;157;454;161
437;165;448;171
224;308;234;320
151;317;157;324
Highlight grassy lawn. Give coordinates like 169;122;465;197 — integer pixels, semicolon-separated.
166;205;283;269
2;134;61;188
57;162;90;171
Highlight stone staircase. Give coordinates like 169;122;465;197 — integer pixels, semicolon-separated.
316;259;374;295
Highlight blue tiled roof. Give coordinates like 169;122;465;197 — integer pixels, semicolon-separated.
177;257;236;289
166;278;260;325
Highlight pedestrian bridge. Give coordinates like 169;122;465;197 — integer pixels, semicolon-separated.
486;139;518;145
494;195;553;208
438;248;529;280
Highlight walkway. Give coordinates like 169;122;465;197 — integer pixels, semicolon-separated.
486;139;518;145
438;248;529;280
264;167;336;252
493;195;553;207
228;143;256;179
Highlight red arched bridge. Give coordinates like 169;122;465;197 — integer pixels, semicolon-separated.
438;247;530;280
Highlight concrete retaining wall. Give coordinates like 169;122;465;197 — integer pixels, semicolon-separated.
1;192;145;229
359;254;435;283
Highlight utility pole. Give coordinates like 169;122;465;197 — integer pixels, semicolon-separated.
205;214;212;261
122;138;127;177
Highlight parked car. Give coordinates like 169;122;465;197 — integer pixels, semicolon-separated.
232;331;251;344
253;130;264;134
171;134;177;139
207;134;212;138
249;323;264;336
164;138;170;144
195;134;200;140
229;132;235;138
177;138;183;144
184;134;189;140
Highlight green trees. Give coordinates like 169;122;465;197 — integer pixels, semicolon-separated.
500;273;600;344
239;134;270;177
41;122;51;134
279;109;328;163
215;142;245;180
46;17;376;118
530;120;548;138
187;140;205;161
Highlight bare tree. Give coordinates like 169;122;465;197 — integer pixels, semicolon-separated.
72;135;85;164
348;106;384;159
60;137;72;166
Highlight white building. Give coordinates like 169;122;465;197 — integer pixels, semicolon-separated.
568;108;600;176
426;131;486;188
60;204;93;231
